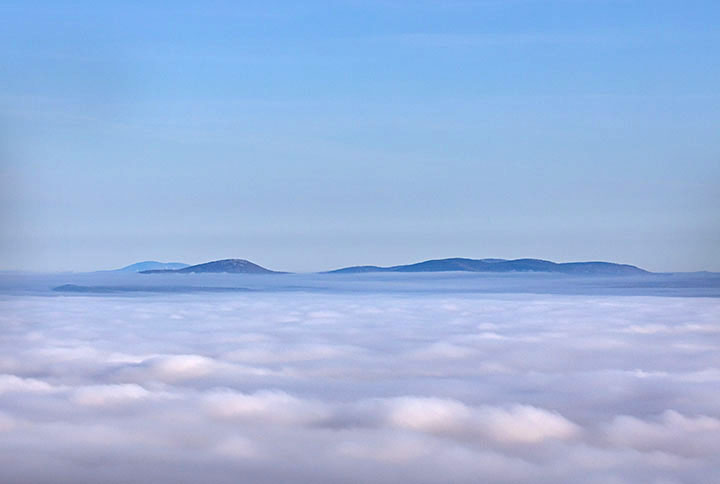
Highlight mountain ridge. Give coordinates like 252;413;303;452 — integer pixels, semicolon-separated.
141;259;281;274
130;257;649;275
327;257;648;275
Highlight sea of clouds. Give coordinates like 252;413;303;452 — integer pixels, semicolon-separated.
0;274;719;483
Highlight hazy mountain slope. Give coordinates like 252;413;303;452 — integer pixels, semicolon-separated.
141;259;279;274
328;258;647;275
114;261;189;272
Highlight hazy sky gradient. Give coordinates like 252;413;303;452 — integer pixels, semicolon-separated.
1;0;719;272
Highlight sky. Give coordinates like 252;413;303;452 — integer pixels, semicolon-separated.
1;0;719;272
1;286;719;483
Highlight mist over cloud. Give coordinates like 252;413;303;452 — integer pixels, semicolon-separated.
0;280;718;483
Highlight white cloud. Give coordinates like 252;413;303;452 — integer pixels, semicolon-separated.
71;384;152;407
0;284;718;483
140;354;218;381
409;342;476;360
204;389;330;425
223;343;361;364
476;404;580;443
381;397;579;443
606;410;720;457
383;396;473;434
0;374;58;394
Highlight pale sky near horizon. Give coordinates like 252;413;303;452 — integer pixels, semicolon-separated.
1;0;719;272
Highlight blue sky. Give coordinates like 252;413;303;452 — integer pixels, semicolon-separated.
1;0;718;272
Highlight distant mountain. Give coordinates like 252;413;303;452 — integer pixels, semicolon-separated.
114;261;190;272
140;259;280;274
327;258;648;275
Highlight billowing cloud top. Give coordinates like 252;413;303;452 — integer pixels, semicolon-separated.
0;274;719;483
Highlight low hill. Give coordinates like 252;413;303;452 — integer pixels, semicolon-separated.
328;258;648;275
141;259;280;274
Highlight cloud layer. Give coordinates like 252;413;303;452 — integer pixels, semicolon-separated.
0;289;718;483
